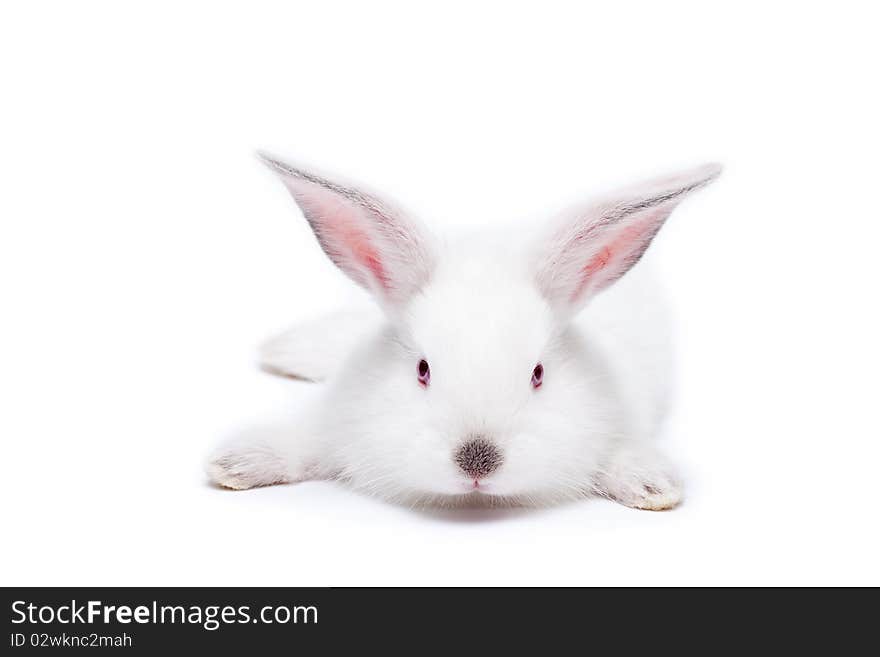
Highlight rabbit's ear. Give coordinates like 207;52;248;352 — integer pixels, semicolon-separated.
259;153;436;307
535;163;721;314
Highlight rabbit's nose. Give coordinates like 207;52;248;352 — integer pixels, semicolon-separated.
454;437;502;479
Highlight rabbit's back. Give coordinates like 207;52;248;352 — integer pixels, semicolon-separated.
574;256;674;440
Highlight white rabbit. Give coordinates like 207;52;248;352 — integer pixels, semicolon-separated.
207;155;721;510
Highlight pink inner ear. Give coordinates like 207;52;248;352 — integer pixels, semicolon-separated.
304;192;389;290
326;212;388;289
571;213;660;302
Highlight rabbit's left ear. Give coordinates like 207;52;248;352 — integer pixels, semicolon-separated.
259;153;436;308
535;163;721;315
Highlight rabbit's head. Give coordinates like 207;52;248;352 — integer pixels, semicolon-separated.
261;155;720;503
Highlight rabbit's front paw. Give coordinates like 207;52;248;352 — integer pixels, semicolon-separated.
206;443;290;491
593;447;683;511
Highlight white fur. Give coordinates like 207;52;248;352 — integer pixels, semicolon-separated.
207;157;721;510
259;309;376;382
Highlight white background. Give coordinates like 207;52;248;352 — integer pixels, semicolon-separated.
2;2;878;586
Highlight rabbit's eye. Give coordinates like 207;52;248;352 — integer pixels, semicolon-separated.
531;363;544;388
417;359;431;386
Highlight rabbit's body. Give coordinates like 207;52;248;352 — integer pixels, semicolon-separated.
208;157;719;510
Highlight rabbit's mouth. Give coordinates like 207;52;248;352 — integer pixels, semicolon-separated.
459;478;495;494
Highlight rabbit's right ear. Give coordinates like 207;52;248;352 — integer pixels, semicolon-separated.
259;153;436;309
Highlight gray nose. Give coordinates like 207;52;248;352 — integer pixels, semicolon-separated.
454;437;502;479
